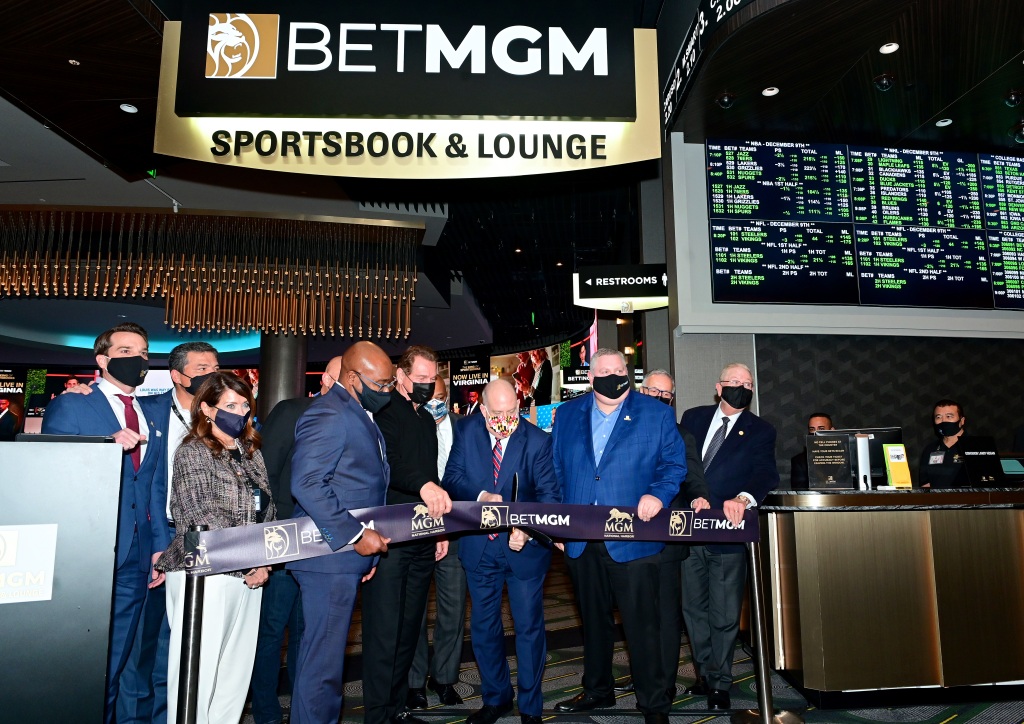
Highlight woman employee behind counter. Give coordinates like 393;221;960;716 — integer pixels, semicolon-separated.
919;398;970;488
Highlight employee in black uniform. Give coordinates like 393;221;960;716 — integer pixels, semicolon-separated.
919;398;969;489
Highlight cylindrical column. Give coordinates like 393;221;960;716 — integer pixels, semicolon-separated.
258;331;308;421
177;525;208;724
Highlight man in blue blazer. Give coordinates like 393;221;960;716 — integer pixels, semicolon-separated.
679;362;779;711
287;341;393;724
551;349;686;724
444;380;561;724
41;322;169;724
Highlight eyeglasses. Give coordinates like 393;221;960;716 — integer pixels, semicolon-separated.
720;379;753;390
640;386;674;400
356;371;397;393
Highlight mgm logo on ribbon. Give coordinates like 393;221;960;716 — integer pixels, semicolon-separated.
668;509;694;538
604;508;634;539
411;504;446;538
480;505;509;530
183;537;212;574
264;523;300;560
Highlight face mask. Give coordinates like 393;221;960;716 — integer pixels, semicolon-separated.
656;396;673;406
105;355;149;387
213;408;250;439
935;420;962;438
593;373;630;400
405;379;435;405
720;385;753;410
357;383;392;414
425;399;448;421
184;371;215;396
486;412;520;437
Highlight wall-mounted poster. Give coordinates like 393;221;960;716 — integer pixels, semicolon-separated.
491;345;562;411
450;357;489;416
561;316;598;400
0;368;27;441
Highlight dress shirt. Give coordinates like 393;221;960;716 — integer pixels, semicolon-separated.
96;376;149;465
700;402;755;508
166;390;192;519
591;398;622;469
436;414;454;480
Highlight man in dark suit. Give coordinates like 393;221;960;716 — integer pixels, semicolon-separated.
463;389;482;416
551;349;686;724
0;398;18;440
287;341;393;724
41;321;169;723
680;362;779;711
249;359;340;724
789;412;834;489
444;379;561;724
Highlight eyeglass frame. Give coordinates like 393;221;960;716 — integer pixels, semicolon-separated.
719;379;754;390
640;385;675;400
356;370;397;393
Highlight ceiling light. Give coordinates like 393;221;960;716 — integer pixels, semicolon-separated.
935;118;953;127
1009;122;1024;144
715;91;735;109
514;248;522;253
68;59;80;66
556;261;563;267
119;103;138;114
879;43;899;54
873;73;895;92
1005;90;1022;108
761;87;779;97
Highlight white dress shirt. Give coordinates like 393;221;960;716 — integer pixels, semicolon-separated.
96;377;149;465
436;414;454;481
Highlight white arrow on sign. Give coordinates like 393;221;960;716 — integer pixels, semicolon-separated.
585;278;592;285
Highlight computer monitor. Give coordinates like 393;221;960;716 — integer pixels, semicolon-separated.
817;427;903;488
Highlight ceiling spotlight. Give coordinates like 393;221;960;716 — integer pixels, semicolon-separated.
715;91;736;109
761;87;780;97
1010;122;1024;144
935;118;953;127
879;43;899;54
68;59;80;66
556;261;563;267
119;103;138;113
514;248;522;253
1005;90;1023;108
873;73;895;92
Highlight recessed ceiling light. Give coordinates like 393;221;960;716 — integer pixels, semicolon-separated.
514;248;522;253
935;118;953;127
879;43;899;54
556;261;563;267
120;103;138;114
68;59;80;66
762;87;780;97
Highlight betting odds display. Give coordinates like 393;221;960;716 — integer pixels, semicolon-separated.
706;140;1024;310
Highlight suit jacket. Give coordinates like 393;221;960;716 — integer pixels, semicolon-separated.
0;410;17;441
443;414;561;579
259;396;315;520
662;425;711;562
552;391;686;563
287;384;389;575
532;360;553;406
680;404;779;554
145;389;175;552
463;400;481;417
41;382;168;570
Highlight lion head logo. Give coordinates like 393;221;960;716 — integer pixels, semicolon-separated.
206;13;279;79
480;506;508;530
413;504;430;519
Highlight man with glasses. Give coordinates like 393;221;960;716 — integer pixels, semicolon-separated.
639;369;676;405
679;363;779;711
363;345;453;724
287;342;393;724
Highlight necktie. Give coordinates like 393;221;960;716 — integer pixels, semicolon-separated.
489;439;503;540
703;416;730;471
116;394;141;472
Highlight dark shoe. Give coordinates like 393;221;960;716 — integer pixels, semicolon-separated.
466;701;513;724
643;714;670;724
613;676;634;693
684;676;709;696
392;713;429;724
428;677;464;705
707;688;731;711
554;692;617;712
406;687;428;710
521;716;543;724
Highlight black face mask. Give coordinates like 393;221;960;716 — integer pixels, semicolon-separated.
406;380;435;405
184;371;215;396
720;385;753;410
593;373;630;400
357;383;392;414
105;355;148;387
214;408;250;439
935;420;962;438
655;396;674;406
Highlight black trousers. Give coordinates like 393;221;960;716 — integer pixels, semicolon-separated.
681;545;747;691
361;540;437;724
565;542;670;714
657;549;688;690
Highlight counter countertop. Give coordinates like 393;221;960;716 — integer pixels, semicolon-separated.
762;487;1024;511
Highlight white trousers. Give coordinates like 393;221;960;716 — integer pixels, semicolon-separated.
166;571;263;724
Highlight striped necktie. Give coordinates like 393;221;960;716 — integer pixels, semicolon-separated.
489;439;503;540
703;416;730;471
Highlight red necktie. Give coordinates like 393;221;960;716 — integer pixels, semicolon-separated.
489;439;503;540
116;394;141;472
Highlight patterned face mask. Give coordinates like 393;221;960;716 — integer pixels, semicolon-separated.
485;411;520;438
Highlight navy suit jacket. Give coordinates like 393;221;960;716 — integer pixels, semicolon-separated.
443;414;561;579
41;383;169;570
552;391;686;563
287;384;389;575
145;389;175;552
680;404;779;553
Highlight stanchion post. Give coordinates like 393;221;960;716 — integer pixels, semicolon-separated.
177;525;208;724
731;536;804;724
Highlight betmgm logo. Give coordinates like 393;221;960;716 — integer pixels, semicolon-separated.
412;504;445;538
480;505;509;530
207;13;280;78
264;523;300;560
668;510;694;538
604;508;634;538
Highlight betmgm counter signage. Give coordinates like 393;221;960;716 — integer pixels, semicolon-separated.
154;0;661;178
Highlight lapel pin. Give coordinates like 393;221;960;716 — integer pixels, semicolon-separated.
624;415;632;421
155;429;162;437
738;430;744;436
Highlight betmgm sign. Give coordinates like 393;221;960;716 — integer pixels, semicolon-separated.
155;0;661;178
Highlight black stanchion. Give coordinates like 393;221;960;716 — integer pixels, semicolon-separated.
731;538;804;724
177;525;208;724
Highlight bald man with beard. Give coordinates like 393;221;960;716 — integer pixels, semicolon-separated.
287;343;394;724
249;357;342;724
